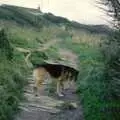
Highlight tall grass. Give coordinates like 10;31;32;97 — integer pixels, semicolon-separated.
0;29;28;120
0;58;26;120
100;30;120;120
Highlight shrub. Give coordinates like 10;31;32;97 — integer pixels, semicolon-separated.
0;30;27;120
0;29;13;60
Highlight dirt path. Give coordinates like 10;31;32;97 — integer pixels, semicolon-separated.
49;88;84;120
37;39;59;51
15;75;84;120
16;39;59;53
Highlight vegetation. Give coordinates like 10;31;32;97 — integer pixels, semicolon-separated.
0;4;115;120
0;29;13;60
0;29;28;120
99;0;120;119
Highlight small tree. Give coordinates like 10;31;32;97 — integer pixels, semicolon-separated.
0;29;13;60
99;0;120;119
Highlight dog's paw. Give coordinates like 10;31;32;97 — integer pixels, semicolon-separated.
57;93;64;97
35;94;38;97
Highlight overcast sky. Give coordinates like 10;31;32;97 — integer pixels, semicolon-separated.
0;0;109;25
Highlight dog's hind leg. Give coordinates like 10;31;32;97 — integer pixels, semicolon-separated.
61;81;64;91
33;85;38;96
57;78;64;97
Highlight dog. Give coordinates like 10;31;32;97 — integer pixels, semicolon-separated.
33;64;78;97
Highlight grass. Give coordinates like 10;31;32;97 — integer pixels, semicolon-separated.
0;58;24;120
0;54;28;120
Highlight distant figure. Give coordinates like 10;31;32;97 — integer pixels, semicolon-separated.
37;5;41;12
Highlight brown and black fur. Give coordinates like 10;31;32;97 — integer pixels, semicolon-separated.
33;64;79;96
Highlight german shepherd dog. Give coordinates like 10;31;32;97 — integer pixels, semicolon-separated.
33;64;78;97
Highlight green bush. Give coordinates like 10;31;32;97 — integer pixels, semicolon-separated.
101;30;120;120
0;29;13;60
0;30;27;120
0;57;26;120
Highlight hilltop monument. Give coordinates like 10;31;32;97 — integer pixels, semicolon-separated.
37;4;41;12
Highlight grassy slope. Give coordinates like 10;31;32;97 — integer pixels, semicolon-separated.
0;4;109;120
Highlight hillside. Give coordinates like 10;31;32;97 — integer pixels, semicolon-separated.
0;4;111;120
0;4;111;34
0;4;109;64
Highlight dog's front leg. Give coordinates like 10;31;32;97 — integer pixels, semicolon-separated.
57;78;64;97
61;81;64;91
33;85;39;96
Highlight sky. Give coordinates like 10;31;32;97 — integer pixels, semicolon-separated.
0;0;109;25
